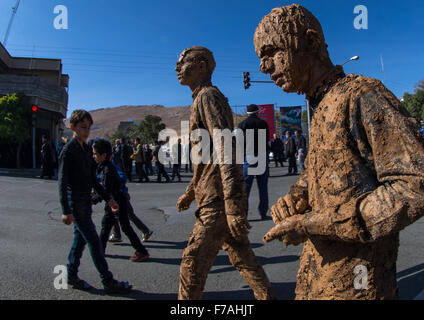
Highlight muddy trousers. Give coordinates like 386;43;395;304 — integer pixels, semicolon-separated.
178;208;275;300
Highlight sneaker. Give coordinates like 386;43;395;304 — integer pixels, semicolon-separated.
130;251;150;262
108;234;122;243
141;230;153;242
68;276;93;291
103;279;133;294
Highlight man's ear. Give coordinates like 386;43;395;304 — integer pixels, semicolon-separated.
306;29;321;52
70;123;75;131
306;29;327;61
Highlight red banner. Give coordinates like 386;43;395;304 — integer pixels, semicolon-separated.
258;104;276;141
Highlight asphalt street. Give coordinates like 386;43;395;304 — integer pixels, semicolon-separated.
0;165;423;300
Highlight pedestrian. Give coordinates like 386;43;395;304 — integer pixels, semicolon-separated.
171;138;182;182
143;144;154;176
112;139;125;172
175;46;275;300
184;142;193;173
132;137;149;183
285;131;297;175
108;154;154;243
58;109;132;293
40;135;54;179
238;104;270;220
153;140;170;183
294;130;307;173
122;138;133;182
92;139;150;262
270;133;285;167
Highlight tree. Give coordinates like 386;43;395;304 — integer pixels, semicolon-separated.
107;115;166;145
106;123;138;144
138;115;166;144
0;93;31;168
403;80;424;122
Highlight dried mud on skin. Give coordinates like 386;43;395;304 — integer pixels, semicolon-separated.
254;4;424;300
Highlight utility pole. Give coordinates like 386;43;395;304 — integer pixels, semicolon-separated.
3;0;21;47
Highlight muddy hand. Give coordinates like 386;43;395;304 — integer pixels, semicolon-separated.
176;193;192;212
227;215;251;241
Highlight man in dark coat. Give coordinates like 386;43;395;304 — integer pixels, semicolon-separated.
40;135;54;179
122;139;133;182
238;104;271;219
270;133;284;167
284;131;297;175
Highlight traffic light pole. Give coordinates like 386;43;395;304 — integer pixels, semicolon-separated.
32;112;36;169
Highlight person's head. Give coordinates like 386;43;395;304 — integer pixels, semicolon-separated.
115;139;121;145
285;130;292;138
294;129;302;137
42;135;48;143
178;138;181;144
175;46;216;88
273;133;277;139
92;139;112;164
246;104;260;116
254;4;333;94
69;110;93;142
134;137;141;145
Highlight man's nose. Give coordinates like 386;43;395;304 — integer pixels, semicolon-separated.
260;57;274;74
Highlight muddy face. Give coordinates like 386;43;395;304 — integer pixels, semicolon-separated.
175;51;203;87
256;42;307;93
254;5;331;95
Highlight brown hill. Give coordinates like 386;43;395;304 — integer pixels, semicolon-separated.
65;105;191;139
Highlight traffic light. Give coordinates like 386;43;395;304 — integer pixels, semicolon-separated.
32;105;38;112
243;72;251;90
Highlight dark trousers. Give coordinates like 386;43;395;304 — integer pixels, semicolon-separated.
156;161;170;182
41;160;54;178
288;155;297;174
124;161;132;182
100;195;147;255
171;164;181;181
112;195;150;236
135;162;149;182
67;198;113;285
273;153;284;167
144;161;154;176
243;160;269;217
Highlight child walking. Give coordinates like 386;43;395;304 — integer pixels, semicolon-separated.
58;110;132;293
92;139;150;262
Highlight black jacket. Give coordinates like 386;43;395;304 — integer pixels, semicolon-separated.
270;138;284;154
285;137;297;157
238;114;270;156
92;160;125;205
58;138;111;215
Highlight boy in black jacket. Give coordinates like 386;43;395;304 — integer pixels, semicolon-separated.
92;139;150;262
58;110;132;293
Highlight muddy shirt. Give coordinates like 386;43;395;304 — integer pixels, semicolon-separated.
184;84;247;215
289;71;424;299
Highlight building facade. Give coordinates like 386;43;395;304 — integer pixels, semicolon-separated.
0;42;69;168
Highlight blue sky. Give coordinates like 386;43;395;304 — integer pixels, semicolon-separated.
1;0;423;116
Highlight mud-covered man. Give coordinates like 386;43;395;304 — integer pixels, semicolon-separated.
175;46;275;300
254;4;424;299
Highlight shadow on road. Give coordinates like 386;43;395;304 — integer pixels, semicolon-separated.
397;263;424;300
202;281;296;300
113;240;188;250
209;255;299;274
119;281;296;300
